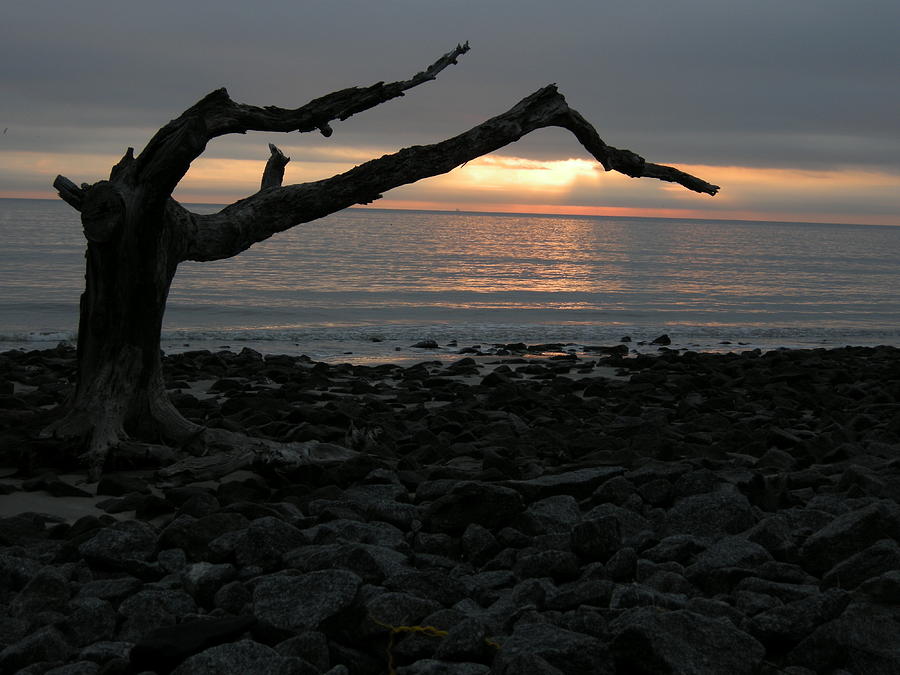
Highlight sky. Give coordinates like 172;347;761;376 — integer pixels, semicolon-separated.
2;0;899;226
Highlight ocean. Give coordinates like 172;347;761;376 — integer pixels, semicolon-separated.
1;198;899;363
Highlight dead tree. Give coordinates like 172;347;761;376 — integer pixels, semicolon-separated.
48;43;718;479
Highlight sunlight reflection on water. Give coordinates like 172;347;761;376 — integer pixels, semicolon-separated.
2;200;900;358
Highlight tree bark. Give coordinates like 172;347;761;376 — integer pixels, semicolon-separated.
47;43;718;478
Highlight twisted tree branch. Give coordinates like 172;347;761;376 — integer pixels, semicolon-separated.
185;85;719;262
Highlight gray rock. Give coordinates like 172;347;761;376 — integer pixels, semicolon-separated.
214;579;251;614
788;601;900;674
546;579;614;611
492;622;613;674
60;597;117;647
800;500;900;574
753;560;817;585
609;584;687;611
858;570;900;604
513;550;580;582
606;547;637;581
9;565;71;618
424;482;525;533
234;516;307;571
0;616;30;647
637;478;674;506
433;617;492;662
822;539;900;589
275;631;330;671
745;514;801;561
556;610;608;640
117;588;197;642
158;547;188;573
570;516;621;563
366;500;419;529
0;553;42;591
517;495;581;535
129;614;256;673
76;576;142;604
96;474;151;497
672;468;720;499
461;523;500;566
45;661;100;675
361;591;443;637
252;570;361;632
303;517;409;550
182;562;238;606
384;569;468;607
0;626;72;673
397;660;490;674
77;640;133;665
158;512;250;560
626;460;691;485
734;577;817;603
582;503;652;547
747;588;851;647
611;607;765;675
170;639;307;675
642;534;705;564
641;569;695;596
594;475;637;505
685;597;745;626
390;608;468;662
491;653;564;674
78;520;157;568
685;536;773;592
664;485;757;539
505;466;625;500
732;589;780;617
284;542;409;585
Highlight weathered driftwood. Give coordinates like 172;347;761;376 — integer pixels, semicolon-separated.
156;437;358;485
45;42;718;479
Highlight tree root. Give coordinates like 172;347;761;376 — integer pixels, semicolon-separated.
44;395;357;483
157;429;358;485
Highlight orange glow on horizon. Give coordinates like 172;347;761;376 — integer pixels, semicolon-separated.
2;150;898;227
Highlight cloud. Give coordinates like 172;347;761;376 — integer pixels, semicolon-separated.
2;1;899;222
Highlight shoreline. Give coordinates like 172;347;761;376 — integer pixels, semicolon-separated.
3;328;900;367
1;343;900;672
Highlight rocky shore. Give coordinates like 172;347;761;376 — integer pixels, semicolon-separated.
1;343;900;674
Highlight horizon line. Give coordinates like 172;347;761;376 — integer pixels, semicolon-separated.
0;195;893;229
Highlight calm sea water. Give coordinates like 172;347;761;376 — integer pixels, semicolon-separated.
1;198;899;362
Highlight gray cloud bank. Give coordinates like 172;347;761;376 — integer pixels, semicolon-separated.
3;0;899;194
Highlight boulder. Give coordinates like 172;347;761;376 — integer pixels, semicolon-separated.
747;588;850;648
822;539;900;590
610;608;765;674
664;486;757;539
493;622;613;674
77;520;158;569
169;639;310;675
252;570;361;633
788;601;900;674
505;467;625;500
129;615;256;673
424;482;524;533
0;626;72;673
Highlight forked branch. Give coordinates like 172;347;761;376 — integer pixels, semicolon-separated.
131;43;471;203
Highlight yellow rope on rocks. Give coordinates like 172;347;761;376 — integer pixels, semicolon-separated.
369;616;499;675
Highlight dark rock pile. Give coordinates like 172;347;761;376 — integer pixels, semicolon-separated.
2;344;900;673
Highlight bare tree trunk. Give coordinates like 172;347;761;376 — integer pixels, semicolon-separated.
44;180;195;476
47;43;719;477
